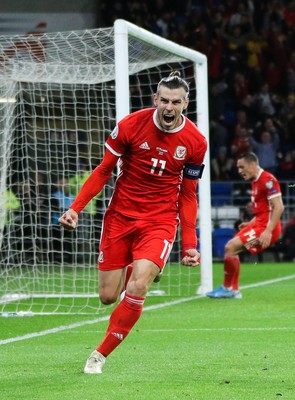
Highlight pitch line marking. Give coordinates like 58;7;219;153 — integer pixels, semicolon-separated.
135;327;295;332
1;273;295;346
65;326;295;334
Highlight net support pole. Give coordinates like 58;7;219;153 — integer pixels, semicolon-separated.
195;61;213;294
114;19;130;122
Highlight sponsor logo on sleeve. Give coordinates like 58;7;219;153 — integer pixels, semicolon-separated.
266;180;274;189
110;126;119;139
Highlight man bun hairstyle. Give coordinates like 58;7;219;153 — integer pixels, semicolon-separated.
157;71;190;99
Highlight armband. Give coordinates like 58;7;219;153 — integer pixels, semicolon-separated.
183;164;205;180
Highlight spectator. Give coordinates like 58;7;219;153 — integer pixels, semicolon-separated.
16;180;50;262
233;109;254;138
211;146;234;181
279;214;295;261
233;72;249;103
209;80;229;120
0;186;21;226
210;119;230;150
255;82;276;116
249;129;280;173
276;150;295;180
0;185;21;263
231;127;252;161
51;177;75;263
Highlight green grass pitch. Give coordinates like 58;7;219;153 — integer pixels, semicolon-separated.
1;262;294;400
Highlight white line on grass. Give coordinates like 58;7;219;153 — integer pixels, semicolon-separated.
1;273;295;346
62;326;295;334
135;327;295;332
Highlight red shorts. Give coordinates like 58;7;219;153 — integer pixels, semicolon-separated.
236;220;281;254
98;208;178;271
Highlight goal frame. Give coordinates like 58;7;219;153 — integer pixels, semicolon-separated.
114;19;213;294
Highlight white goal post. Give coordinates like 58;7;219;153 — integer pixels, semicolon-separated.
114;20;212;295
0;19;212;315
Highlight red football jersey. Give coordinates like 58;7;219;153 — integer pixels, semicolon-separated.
251;168;282;226
105;108;207;219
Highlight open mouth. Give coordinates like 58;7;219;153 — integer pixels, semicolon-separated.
163;114;175;124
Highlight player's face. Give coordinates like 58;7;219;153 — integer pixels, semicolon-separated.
236;159;257;180
154;87;189;131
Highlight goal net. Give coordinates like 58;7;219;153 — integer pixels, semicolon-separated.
0;20;212;315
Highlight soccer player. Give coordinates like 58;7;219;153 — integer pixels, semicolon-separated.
58;71;207;374
206;152;284;299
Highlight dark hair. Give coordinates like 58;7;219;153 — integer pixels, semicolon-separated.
237;151;259;163
157;71;190;99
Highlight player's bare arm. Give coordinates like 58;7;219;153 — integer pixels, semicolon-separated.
259;195;284;248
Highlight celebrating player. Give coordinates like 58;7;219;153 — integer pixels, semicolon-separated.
59;71;207;373
206;152;284;299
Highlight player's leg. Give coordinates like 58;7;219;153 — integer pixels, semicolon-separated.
206;236;244;299
84;210;135;374
94;240;167;363
126;258;160;296
223;236;244;297
84;267;131;375
84;219;176;374
120;262;134;300
121;262;162;300
94;259;159;365
99;269;127;305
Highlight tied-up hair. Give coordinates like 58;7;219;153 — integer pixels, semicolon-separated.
157;71;190;99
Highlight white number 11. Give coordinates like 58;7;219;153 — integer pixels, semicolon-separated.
150;158;166;176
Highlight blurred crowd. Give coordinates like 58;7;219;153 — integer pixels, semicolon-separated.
101;0;295;180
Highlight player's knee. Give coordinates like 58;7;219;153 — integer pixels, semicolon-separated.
127;279;149;296
99;290;118;305
224;240;236;255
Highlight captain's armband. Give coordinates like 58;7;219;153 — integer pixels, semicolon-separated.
183;164;205;180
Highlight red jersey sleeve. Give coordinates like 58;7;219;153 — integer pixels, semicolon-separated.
178;178;198;257
70;149;118;213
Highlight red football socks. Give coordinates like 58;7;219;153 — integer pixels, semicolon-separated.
223;256;240;291
97;293;145;357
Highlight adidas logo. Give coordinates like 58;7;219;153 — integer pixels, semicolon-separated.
139;142;150;150
111;332;124;341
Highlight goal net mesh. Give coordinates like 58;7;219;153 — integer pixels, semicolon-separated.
0;26;201;315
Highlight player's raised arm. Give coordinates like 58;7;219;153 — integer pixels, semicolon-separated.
58;149;119;229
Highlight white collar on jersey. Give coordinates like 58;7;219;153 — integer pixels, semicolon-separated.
254;167;264;181
153;109;186;133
